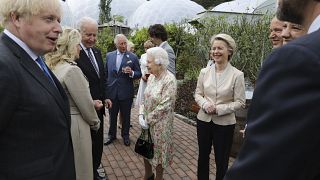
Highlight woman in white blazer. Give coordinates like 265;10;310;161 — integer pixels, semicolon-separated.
194;34;245;180
45;28;102;180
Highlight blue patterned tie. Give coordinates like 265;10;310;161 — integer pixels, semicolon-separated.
35;56;56;87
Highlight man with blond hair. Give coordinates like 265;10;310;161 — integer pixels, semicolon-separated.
0;0;75;179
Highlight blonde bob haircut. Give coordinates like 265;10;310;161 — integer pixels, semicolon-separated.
146;47;169;69
45;27;81;69
0;0;62;26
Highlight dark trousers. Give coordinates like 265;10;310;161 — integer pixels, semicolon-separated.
91;109;104;178
108;98;133;139
197;120;235;180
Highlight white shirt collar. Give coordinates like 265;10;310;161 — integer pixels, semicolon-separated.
308;15;320;34
117;50;125;55
4;29;38;61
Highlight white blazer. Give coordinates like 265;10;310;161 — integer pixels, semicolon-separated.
195;63;245;125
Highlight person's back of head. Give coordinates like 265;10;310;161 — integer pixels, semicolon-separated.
277;0;320;31
148;24;168;42
45;28;81;69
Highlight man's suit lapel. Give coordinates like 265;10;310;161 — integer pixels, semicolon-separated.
120;52;129;70
92;47;104;78
80;48;100;78
2;34;70;120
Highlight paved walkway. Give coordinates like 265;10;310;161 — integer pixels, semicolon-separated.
101;107;234;180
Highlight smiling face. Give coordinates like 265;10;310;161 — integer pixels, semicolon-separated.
15;10;62;55
281;22;306;44
80;22;98;48
211;40;231;64
269;18;284;48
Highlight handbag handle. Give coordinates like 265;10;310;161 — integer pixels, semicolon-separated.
147;128;152;143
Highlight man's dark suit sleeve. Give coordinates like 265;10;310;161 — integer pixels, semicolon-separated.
225;44;320;180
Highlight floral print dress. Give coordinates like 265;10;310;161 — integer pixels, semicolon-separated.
143;71;177;168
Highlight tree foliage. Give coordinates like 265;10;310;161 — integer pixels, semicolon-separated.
99;0;112;24
96;27;115;61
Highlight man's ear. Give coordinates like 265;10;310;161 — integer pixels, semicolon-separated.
10;12;21;27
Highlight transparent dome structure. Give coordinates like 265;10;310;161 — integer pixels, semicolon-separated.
128;0;205;28
212;0;276;14
66;0;100;24
60;1;76;27
110;0;144;22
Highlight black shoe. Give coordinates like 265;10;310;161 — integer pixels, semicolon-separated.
104;137;115;145
123;138;130;146
147;173;154;180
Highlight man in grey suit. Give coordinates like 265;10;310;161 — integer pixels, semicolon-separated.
0;0;75;179
148;24;176;75
225;0;320;179
104;34;141;146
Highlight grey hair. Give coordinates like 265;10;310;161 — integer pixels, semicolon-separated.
114;34;128;45
146;47;169;69
77;16;98;32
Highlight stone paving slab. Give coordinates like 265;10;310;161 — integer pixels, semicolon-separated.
102;106;234;180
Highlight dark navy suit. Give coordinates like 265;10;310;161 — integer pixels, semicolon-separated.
0;33;75;179
224;30;320;180
105;50;141;140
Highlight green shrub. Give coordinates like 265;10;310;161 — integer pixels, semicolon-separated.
96;27;115;61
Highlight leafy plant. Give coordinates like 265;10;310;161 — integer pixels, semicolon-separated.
96;27;115;61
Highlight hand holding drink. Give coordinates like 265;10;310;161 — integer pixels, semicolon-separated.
122;66;132;75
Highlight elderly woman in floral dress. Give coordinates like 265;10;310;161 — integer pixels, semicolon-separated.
138;47;177;180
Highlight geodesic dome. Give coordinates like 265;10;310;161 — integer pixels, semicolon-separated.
128;0;205;28
212;0;276;14
110;0;144;22
66;0;100;24
60;1;76;27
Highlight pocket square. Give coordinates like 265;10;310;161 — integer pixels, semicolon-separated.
126;60;132;64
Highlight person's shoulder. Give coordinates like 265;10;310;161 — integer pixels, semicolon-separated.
107;50;117;56
126;51;139;60
230;65;243;76
92;47;102;53
200;66;211;74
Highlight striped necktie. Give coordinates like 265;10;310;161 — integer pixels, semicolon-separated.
86;48;100;77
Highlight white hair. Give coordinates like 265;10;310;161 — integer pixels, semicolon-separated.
77;16;98;32
146;47;169;68
114;34;128;45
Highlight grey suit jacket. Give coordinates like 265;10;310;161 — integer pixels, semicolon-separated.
160;41;176;75
0;33;75;180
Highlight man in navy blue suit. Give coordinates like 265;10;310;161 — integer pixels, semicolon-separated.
224;0;320;180
104;34;141;146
